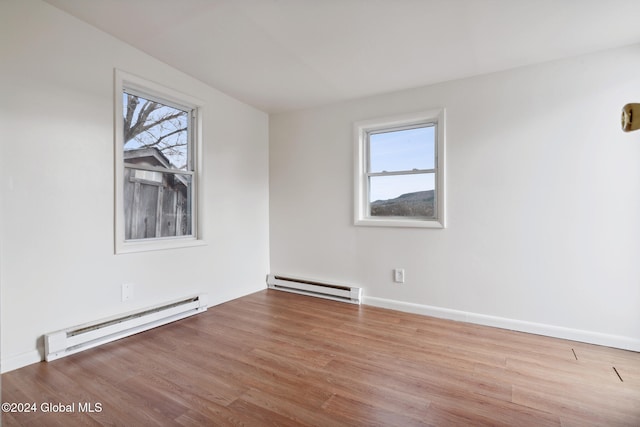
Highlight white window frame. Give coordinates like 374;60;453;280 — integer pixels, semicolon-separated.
354;109;446;228
114;69;205;254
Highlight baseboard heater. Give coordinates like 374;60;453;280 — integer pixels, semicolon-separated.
44;294;208;362
267;274;362;304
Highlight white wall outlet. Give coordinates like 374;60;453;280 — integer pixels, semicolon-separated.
121;283;133;301
393;268;405;283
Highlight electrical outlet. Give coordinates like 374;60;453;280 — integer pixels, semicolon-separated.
393;269;405;283
121;283;133;301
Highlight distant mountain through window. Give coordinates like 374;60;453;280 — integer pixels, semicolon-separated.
370;190;434;218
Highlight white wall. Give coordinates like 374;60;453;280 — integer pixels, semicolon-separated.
0;0;270;371
270;45;640;350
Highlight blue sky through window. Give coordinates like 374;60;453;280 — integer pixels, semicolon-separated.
369;125;435;201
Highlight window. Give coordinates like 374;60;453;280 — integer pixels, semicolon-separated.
114;70;204;253
354;109;445;228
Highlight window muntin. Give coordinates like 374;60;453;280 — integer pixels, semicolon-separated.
122;90;195;241
355;109;445;228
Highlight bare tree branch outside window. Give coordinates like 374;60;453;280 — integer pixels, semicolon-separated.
122;91;193;240
123;93;189;170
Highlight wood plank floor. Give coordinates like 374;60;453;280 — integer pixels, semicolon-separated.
2;289;640;426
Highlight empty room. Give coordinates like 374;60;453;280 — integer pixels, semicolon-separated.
1;0;640;425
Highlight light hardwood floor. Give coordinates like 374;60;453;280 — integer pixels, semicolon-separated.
2;289;639;426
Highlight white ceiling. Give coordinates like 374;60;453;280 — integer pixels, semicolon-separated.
44;0;640;113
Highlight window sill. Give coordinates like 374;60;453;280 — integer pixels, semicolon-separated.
355;217;445;229
115;237;207;254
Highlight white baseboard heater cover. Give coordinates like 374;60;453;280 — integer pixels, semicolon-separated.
44;294;208;362
267;274;362;304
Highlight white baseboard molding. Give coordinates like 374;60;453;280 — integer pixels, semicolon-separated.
3;297;636;374
363;296;640;352
1;350;42;374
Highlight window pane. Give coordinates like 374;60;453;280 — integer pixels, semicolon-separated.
123;92;189;171
124;168;192;240
369;173;435;218
369;125;435;173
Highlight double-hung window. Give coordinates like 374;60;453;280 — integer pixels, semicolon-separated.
354;109;445;228
114;70;203;253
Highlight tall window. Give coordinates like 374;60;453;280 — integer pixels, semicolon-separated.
115;70;203;253
354;109;445;228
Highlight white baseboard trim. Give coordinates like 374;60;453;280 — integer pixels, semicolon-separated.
1;350;43;374
2;298;637;373
363;296;640;352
